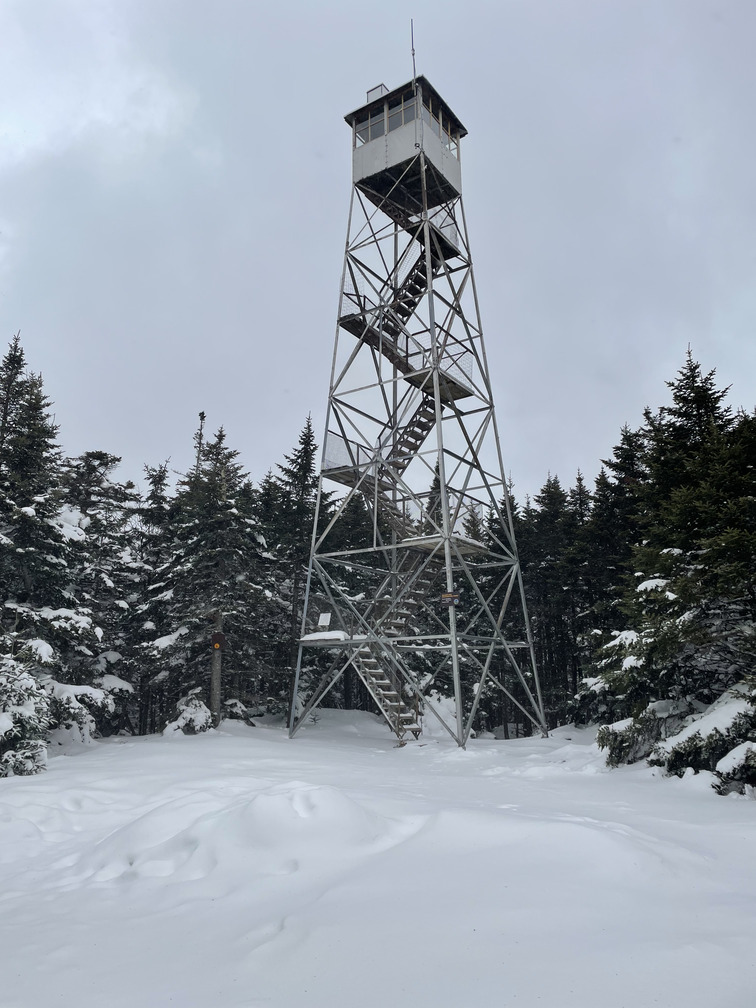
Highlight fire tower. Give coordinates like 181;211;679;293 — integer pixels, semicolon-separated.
288;77;547;745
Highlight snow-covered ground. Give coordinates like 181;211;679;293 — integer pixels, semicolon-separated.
1;712;754;1008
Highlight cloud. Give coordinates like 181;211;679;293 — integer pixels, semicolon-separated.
0;0;192;176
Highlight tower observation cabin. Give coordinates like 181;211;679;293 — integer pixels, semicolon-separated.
347;77;465;225
289;77;547;747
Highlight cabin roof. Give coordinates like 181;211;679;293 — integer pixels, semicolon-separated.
344;75;468;139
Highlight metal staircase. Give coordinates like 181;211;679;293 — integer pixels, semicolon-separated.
380;564;439;641
315;395;444;741
338;250;443;374
384;396;437;476
323;394;439;497
351;646;421;740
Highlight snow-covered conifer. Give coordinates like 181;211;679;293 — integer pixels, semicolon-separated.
0;338;104;764
136;423;284;729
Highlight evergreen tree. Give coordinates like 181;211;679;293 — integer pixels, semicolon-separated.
0;338;107;772
0;655;51;775
476;486;532;737
127;461;175;734
582;468;632;631
576;354;754;762
59;451;142;731
641;349;732;517
517;475;576;724
254;470;284;543
461;504;486;543
136;423;283;730
271;417;327;670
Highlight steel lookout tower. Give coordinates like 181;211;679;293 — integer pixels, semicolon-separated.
288;76;547;745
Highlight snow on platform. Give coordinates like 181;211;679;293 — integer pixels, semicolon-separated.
0;712;754;1008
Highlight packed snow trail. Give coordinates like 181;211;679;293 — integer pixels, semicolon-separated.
0;713;754;1008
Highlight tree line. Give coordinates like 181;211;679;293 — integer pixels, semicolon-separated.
1;336;754;787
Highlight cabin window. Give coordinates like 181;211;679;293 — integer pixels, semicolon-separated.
387;108;402;132
421;95;459;158
355;107;387;146
355;119;370;145
354;89;458;155
387;91;416;132
369;110;385;140
421;99;442;137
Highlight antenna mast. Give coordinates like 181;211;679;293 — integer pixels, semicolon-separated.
411;19;417;83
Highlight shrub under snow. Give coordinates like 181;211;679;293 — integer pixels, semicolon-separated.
596;683;756;795
648;685;756;793
0;662;51;776
163;688;213;736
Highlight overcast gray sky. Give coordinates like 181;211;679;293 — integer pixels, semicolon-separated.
2;0;755;501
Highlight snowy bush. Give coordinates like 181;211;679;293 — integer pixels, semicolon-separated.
0;661;51;776
223;698;254;724
646;685;756;793
652;716;752;778
715;741;756;795
163;688;213;735
575;594;753;732
597;699;690;767
573;632;656;726
92;673;135;735
45;680;113;745
0;739;48;776
594;682;756;795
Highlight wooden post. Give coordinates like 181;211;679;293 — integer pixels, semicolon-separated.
210;618;224;727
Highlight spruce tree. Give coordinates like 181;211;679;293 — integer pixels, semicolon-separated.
136;423;283;730
576;354;754;754
0;655;51;775
127;461;175;734
0;338;107;771
60;451;142;732
272;417;326;670
519;475;576;724
642;349;732;517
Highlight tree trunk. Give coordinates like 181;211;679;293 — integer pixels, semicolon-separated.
210;610;223;727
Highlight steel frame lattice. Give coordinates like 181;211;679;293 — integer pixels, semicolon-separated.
289;77;547;745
